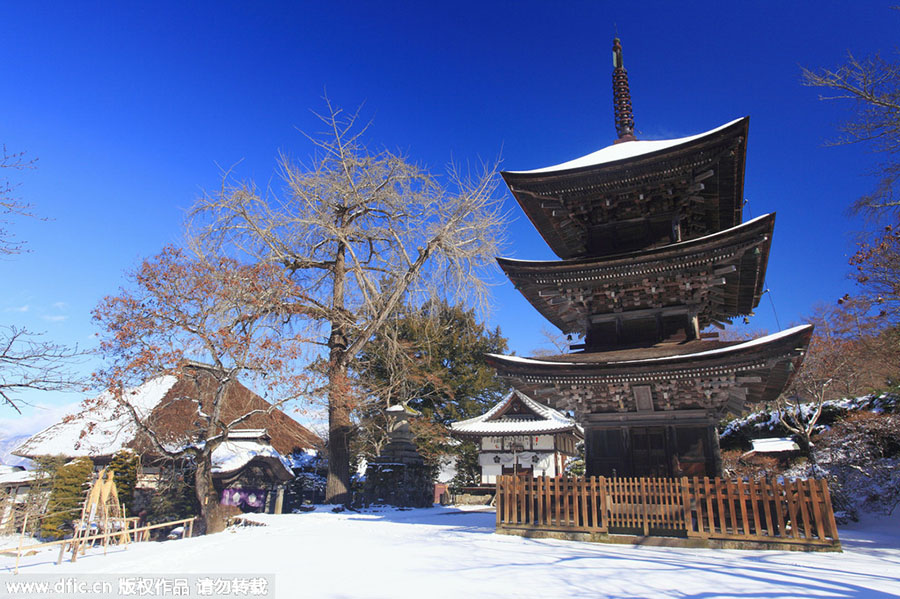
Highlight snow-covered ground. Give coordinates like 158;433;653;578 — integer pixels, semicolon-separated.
2;506;899;598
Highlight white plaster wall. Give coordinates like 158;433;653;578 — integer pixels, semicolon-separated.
481;463;502;485
533;435;554;450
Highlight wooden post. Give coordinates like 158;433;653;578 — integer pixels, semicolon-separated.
819;479;840;542
598;476;608;533
641;477;650;537
14;513;27;574
772;478;787;537
681;477;696;536
796;479;813;540
786;479;799;539
807;479;826;540
738;479;751;537
274;486;285;515
495;477;502;528
102;508;109;555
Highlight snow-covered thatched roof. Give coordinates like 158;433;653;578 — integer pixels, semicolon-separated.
13;369;321;461
12;376;178;460
212;431;293;482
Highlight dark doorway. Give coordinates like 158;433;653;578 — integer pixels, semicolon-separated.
630;427;669;477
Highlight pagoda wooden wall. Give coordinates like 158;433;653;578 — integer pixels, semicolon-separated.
585;423;721;478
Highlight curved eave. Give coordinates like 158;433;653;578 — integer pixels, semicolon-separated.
488;325;811;412
498;213;774;333
214;455;294;483
487;324;811;380
501;117;749;260
449;389;583;438
450;423;584;438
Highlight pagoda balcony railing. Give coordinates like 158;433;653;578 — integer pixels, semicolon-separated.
495;475;840;551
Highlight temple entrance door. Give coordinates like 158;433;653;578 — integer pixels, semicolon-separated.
630;427;669;477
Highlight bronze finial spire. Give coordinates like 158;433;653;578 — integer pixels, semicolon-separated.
612;37;636;143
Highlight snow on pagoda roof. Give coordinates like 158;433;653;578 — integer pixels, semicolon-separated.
496;212;772;268
617;325;812;364
486;325;812;368
509;117;746;175
449;389;582;436
497;212;775;270
12;376;178;459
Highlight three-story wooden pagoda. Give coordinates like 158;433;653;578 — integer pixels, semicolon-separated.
487;38;811;478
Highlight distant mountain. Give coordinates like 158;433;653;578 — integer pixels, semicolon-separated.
0;434;33;468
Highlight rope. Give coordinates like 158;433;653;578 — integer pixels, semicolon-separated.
766;285;782;330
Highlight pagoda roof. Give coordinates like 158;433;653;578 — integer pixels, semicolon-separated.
501;117;749;259
486;325;813;413
510;118;746;175
449;389;583;437
497;213;774;334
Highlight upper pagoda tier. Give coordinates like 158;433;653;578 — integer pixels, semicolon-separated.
501;117;748;260
497;212;773;346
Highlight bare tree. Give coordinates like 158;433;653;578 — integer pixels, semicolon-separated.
0;326;86;413
190;100;506;504
777;331;854;462
1;146;86;412
93;246;312;532
776;301;895;461
802;35;900;217
530;326;572;357
0;145;38;256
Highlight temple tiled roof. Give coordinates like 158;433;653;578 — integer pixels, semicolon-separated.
449;389;583;437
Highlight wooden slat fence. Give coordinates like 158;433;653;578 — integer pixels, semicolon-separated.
496;475;839;549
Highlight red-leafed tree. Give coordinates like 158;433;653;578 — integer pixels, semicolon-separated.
850;224;900;325
778;299;899;461
93;246;312;533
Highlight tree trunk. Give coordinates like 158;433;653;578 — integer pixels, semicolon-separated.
325;364;352;505
805;439;818;466
195;454;225;534
325;236;351;505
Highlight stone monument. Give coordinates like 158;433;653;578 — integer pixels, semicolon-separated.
361;404;434;507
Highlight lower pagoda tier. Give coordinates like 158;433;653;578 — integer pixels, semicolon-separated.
485;325;812;478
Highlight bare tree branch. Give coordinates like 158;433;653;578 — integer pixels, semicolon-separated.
0;146;40;256
802;45;900;217
0;326;88;413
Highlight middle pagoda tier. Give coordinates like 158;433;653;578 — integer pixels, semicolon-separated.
488;100;810;477
498;212;774;350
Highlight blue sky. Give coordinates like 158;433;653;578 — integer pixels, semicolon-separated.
1;2;897;434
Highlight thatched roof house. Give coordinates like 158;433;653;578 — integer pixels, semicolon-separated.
13;365;321;463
